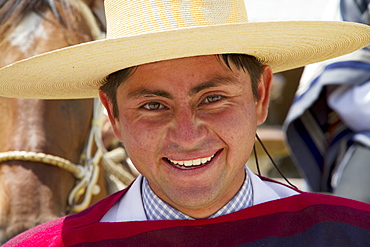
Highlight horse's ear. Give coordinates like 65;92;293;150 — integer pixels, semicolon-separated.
99;90;123;141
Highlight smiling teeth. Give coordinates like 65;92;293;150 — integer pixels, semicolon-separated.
169;154;215;167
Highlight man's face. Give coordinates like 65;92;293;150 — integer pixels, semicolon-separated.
100;55;271;218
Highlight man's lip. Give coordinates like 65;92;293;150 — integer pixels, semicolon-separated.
163;149;222;170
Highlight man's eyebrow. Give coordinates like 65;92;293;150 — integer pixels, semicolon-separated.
189;76;238;96
127;89;173;99
126;76;237;99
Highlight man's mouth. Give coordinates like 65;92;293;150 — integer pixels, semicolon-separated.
165;151;220;170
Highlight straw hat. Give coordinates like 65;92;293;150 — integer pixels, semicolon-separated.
0;0;369;99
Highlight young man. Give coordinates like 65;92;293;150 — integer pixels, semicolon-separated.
1;0;369;246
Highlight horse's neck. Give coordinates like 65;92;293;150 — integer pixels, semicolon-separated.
0;2;108;244
0;4;95;162
0;99;45;151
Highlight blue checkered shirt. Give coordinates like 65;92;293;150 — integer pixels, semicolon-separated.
142;166;253;220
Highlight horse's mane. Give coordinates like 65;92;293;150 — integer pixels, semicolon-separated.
0;0;80;40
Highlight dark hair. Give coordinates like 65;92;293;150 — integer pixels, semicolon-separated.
100;54;264;117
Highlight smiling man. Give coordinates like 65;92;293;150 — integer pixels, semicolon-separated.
100;54;272;220
1;0;370;246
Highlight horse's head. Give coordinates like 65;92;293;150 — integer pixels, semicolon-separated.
0;0;109;243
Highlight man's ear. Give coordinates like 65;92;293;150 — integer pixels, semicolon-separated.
256;65;273;125
99;89;123;141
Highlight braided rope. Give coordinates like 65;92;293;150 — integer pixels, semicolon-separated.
0;2;129;213
0;99;136;213
101;147;136;187
0;151;84;178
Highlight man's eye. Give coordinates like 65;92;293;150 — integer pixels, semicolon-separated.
143;102;163;110
204;95;222;103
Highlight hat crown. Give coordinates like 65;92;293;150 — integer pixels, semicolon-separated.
105;0;249;38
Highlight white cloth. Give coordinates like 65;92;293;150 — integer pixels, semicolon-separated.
101;167;299;222
289;0;370;134
328;77;370;132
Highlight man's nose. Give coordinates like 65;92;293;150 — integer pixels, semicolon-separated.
166;108;207;150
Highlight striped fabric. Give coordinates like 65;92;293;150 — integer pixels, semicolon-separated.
4;179;370;246
142;166;253;220
284;0;370;192
285;58;370;192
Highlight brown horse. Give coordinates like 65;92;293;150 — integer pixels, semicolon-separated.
0;0;118;243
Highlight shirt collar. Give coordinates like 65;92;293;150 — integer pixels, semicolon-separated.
142;166;253;220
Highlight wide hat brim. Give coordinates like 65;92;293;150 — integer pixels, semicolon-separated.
0;20;369;99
